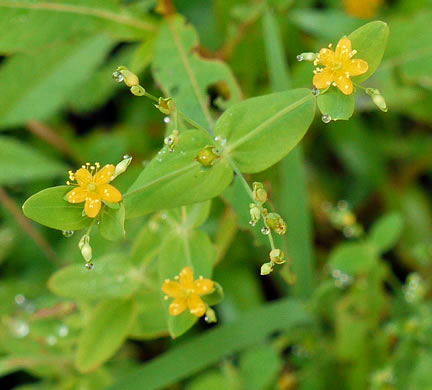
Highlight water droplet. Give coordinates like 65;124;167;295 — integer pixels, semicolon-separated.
62;230;74;238
58;324;69;338
112;71;124;83
321;114;332;123
249;221;256;227
164;136;173;145
163;116;170;124
15;294;26;305
296;55;304;62
85;263;94;270
12;320;30;338
204;316;209;322
312;87;320;96
331;269;341;278
261;227;270;235
214;136;227;146
96;220;100;225
46;335;57;346
123;154;131;160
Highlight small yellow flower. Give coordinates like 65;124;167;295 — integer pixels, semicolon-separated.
66;163;122;218
313;37;368;95
344;0;383;19
162;266;215;317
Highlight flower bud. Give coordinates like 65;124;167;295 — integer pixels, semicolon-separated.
195;145;219;167
204;307;217;323
249;203;261;223
297;52;318;62
260;262;274;275
130;85;146;96
111;155;132;180
81;242;92;263
156;97;176;115
252;182;267;203
269;249;285;264
366;88;388;112
265;213;287;235
117;66;140;87
164;130;179;152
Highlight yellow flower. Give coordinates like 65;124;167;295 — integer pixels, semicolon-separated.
66;163;122;218
313;37;368;95
343;0;383;19
162;266;215;317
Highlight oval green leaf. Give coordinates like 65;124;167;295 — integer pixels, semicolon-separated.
22;185;91;231
368;212;404;253
215;89;315;173
317;87;355;121
348;21;389;83
48;254;141;300
99;203;126;241
75;298;136;373
124;130;233;219
329;242;377;275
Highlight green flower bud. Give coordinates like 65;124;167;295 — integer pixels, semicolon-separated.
366;88;388;112
297;52;318;62
164;130;179;152
249;203;261;223
252;182;267;203
269;248;285;264
260;262;274;275
204;307;217;323
130;85;146;96
195;145;219;166
265;213;287;235
112;155;132;180
156;97;176;115
79;235;92;263
117;66;140;87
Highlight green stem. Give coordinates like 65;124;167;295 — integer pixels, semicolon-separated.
177;111;212;135
353;82;367;91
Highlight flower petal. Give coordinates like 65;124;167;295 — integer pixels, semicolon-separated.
344;59;368;76
74;168;92;185
66;187;88;204
95;164;115;185
187;294;206;317
162;280;184;298
97;184;122;203
180;266;194;288
84;194;102;218
318;47;335;67
169;297;187;316
334;72;354;95
335;37;352;62
313;68;335;89
193;278;215;296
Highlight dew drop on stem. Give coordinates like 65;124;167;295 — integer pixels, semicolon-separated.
85;263;94;270
112;71;124;82
261;227;270;235
296;55;304;61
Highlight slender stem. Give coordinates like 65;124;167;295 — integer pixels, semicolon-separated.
177;111;212;136
225;155;276;250
353;82;367;91
143;91;159;102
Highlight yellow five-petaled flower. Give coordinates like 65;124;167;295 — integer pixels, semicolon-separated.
162;266;215;317
313;37;368;95
66;163;122;218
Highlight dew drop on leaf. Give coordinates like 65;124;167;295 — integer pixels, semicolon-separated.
62;230;74;238
321;114;332;123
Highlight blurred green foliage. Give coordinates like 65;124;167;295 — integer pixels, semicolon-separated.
1;0;432;390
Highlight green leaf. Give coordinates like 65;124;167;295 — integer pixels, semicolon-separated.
99;203;126;241
348;21;389;83
124;130;233;219
0;137;66;185
187;371;230;390
202;282;224;306
329;242;377;275
215;89;315;173
165;201;212;229
317;87;355;121
0;34;114;129
368;212;404;253
107;299;311;390
75;298;136;373
22;186;91;231
48;254;141;300
159;230;217;338
153;15;242;128
129;290;169;340
239;344;282;390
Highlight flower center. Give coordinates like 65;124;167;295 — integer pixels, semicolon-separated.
88;183;97;192
332;62;343;71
